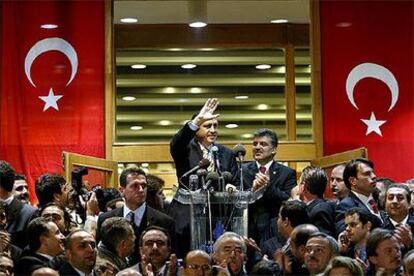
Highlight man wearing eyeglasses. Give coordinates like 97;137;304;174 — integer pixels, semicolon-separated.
97;167;175;265
183;250;212;276
212;232;247;276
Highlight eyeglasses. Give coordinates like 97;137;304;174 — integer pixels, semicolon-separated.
305;246;327;255
187;264;212;271
222;247;244;255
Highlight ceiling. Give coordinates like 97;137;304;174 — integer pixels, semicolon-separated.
114;0;310;25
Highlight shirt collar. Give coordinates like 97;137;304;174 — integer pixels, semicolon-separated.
390;215;409;227
255;160;273;171
123;203;146;226
36;252;53;260
72;264;91;276
0;195;14;205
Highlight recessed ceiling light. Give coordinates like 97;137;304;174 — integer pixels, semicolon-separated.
257;104;269;110
169;48;183;51
271;19;288;24
130;126;143;130
235;95;249;100
164;87;176;94
122;96;136;101
120;18;138;23
189;22;207;28
141;163;149;168
242;133;253;139
159;120;172;126
256;64;271;70
190;87;202;94
131;64;146;69
41;24;58;29
181;64;197;69
200;48;215;51
225;123;239;129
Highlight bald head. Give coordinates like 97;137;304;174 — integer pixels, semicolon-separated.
32;267;59;276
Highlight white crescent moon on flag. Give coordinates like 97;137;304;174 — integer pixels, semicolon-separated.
24;37;78;87
345;63;399;112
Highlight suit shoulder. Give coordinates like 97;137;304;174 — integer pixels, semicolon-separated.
147;206;174;223
98;208;122;222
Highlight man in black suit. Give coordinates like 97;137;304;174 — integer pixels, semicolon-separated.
16;217;65;275
59;230;96;276
242;128;296;246
169;98;239;256
0;160;37;249
298;166;336;237
382;184;414;251
335;158;382;234
97;167;175;265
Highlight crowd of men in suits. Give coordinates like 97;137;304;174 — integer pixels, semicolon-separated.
0;98;414;275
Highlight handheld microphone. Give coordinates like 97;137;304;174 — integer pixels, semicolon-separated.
233;144;246;161
180;158;210;179
221;171;233;184
188;174;199;191
204;171;219;190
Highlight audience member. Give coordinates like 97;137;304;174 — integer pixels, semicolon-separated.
336;158;382;233
130;226;177;276
322;256;364;276
0;253;13;276
0;202;22;264
242;128;296;247
299;166;336;237
262;200;309;258
183;250;212;276
32;267;60;276
35;173;69;208
146;174;169;213
40;202;74;235
59;230;96;275
375;177;394;210
96;217;135;274
212;232;247;276
382;184;414;252
250;259;282;276
12;173;30;204
95;188;124;213
329;163;349;202
403;249;414;276
97;167;175;265
366;228;402;276
0;160;36;249
16;217;65;275
304;232;339;276
280;224;319;275
338;207;375;265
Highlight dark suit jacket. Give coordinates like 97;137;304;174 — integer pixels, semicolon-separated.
96;205;175;264
307;198;336;237
6;197;37;249
15;251;51;275
242;161;296;246
335;192;383;234
170;122;239;188
58;261;82;275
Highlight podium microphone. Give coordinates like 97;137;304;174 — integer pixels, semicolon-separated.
204;171;219;190
233;144;246;162
197;168;208;190
180;159;210;179
211;145;221;174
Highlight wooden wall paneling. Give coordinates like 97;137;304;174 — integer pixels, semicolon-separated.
112;142;317;163
310;0;324;158
105;0;115;160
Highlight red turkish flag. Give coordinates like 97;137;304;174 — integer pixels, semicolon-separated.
0;1;105;202
320;0;414;181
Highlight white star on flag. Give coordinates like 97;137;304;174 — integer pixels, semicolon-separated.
39;88;63;111
361;112;386;137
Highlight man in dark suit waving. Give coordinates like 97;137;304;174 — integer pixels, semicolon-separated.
97;167;175;265
242;129;296;247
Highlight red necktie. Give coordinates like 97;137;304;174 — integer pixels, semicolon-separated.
259;166;266;174
368;199;379;214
